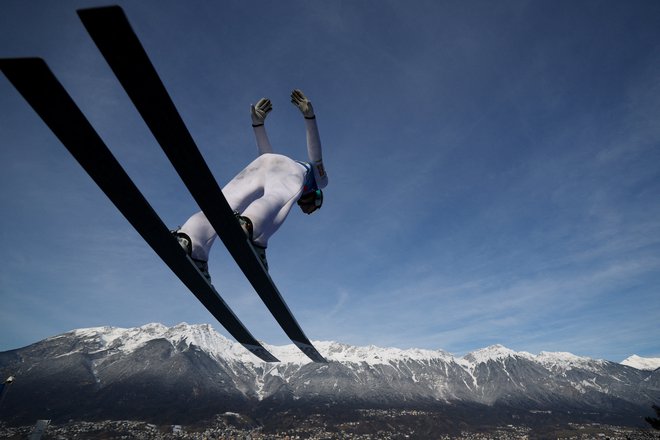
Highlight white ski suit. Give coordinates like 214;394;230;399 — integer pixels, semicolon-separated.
178;116;327;262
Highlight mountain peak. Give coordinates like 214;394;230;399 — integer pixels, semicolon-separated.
463;344;533;364
65;322;243;360
534;351;607;373
621;354;660;371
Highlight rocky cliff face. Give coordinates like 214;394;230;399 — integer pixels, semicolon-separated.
1;323;657;425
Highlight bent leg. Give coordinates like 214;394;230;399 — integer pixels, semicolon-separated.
177;154;303;257
177;155;272;260
178;211;217;261
241;161;305;247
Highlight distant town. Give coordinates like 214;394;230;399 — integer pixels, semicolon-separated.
1;411;657;440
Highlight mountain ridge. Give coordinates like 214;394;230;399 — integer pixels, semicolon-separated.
41;322;654;369
1;322;657;426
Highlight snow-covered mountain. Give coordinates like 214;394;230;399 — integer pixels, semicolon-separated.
56;322;654;370
621;354;660;371
1;323;658;426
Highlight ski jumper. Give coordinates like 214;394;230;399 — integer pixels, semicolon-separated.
178;117;327;262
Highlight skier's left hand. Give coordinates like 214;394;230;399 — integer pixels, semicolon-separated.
251;98;272;126
291;89;315;119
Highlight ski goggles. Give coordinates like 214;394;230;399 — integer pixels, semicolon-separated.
298;189;323;209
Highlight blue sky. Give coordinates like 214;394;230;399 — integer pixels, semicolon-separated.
1;0;659;362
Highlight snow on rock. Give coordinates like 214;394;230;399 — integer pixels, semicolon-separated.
621;355;660;371
69;322;256;363
462;344;534;365
61;324;648;375
312;341;455;365
259;342;310;365
242;340;456;366
536;351;604;371
65;324;459;366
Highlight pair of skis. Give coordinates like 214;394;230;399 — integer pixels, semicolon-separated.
1;6;325;363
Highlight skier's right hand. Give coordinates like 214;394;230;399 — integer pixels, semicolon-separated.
251;98;272;126
291;89;315;119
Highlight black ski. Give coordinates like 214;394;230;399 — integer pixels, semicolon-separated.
78;6;326;363
0;58;278;363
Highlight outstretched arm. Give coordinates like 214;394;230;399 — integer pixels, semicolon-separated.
251;97;273;155
291;89;328;188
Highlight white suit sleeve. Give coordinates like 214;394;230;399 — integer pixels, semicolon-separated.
305;117;328;188
252;124;273;155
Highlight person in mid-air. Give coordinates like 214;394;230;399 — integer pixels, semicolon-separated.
173;89;327;280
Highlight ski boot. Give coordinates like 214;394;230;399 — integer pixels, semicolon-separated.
171;230;212;283
234;213;269;271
